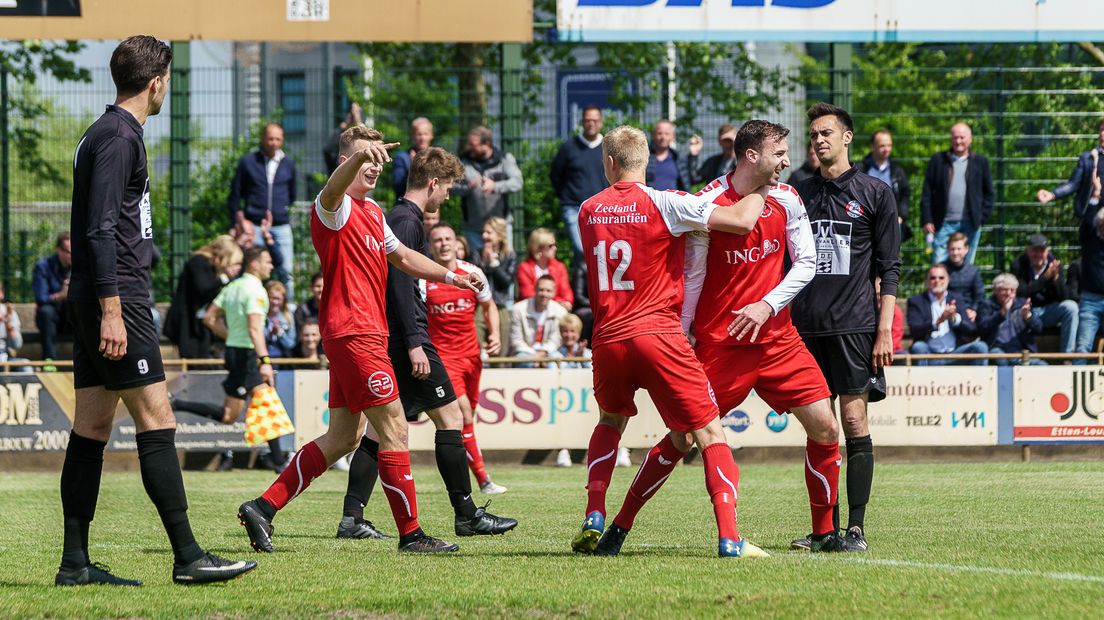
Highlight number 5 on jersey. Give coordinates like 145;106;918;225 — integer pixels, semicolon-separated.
593;240;635;292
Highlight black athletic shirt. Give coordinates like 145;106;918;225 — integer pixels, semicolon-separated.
385;198;430;351
69;105;153;304
791;165;901;336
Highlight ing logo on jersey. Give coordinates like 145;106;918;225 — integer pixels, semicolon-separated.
368;371;395;398
845;200;864;219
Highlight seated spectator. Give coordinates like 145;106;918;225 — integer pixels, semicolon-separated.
552;313;591;369
516;227;573;310
891;301;905;356
0;283;29;371
943;232;984;318
477;216;517;352
164;235;242;359
455;234;471;263
510;275;567;366
293;272;323;337
570;259;594;343
907;264;987;366
978;273;1045;365
33;232;71;361
1009;234;1078;354
264;280;296;358
293;317;326;368
1067;259;1082;300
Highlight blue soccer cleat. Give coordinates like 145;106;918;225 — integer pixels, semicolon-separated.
718;537;770;558
571;511;605;554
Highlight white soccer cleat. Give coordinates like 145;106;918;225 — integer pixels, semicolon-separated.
479;480;508;495
555;449;573;467
615;447;632;468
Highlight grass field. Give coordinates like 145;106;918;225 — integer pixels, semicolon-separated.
2;460;1103;618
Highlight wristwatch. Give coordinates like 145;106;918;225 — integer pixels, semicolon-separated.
258;355;272;367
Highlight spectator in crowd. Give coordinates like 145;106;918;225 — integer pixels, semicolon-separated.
455;125;523;254
477;216;517;348
645;119;691;191
422;208;440;237
293;317;324;365
858;129;911;240
1074;168;1104;362
1009;234;1078;354
263;280;296;359
233;218;287;284
551;313;591;369
0;282;27;371
978;273;1045;365
943;232;985;318
1036;117;1104;218
509;275;567;366
229;121;297;294
785;141;819;186
322;102;363;175
164;234;243;359
921;122;994;265
32;232;71;361
687;123;738;185
1067;259;1083;300
516;227;573;310
293;272;323;337
570;260;593;343
392;117;435;197
455;235;471;262
907;264;987;365
550;105;607;259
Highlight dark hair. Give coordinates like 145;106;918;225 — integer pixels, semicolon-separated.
536;274;557;287
807;102;854;134
302;317;319;327
734;120;790;161
242;247;268;271
310;272;323;285
110;35;172;96
469;126;494;146
429;222;456;234
582;105;602;117
407;146;465;190
55;231;70;248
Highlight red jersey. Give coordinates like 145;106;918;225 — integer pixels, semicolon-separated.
683;176;816;346
310;193;399;342
424;259;492;358
579;181;724;348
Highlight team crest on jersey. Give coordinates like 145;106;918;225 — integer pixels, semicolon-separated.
845;200;864;219
760;203;773;218
368;371;395;398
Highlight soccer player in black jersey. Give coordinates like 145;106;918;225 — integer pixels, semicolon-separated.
56;35;256;586
790;103;901;553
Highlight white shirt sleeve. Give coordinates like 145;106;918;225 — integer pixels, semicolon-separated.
463;262;494;303
382;220;400;254
314;192;353;231
641;183;718;236
681;231;710;335
761;190;816;314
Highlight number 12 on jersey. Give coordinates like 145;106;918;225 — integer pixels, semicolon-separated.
593;239;635;291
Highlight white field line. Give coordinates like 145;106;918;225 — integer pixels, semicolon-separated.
810;556;1104;584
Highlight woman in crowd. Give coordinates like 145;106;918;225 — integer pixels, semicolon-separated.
164;234;242;358
516;227;573;310
264;280;297;359
477;216;518;354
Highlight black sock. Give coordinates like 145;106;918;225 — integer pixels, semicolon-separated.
254;497;277;521
845;435;874;531
171;399;225;422
59;432;106;570
267;438;285;464
136;428;204;565
398;527;426;547
344;437;379;520
435;429;476;518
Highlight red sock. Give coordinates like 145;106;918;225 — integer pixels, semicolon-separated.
462;423;489;486
584;424;622;517
701;443;740;541
260;441;327;511
613;435;686;530
377;450;421;536
805;438;841;536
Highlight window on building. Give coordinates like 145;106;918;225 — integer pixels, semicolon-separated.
278;73;307;136
333;68;358;126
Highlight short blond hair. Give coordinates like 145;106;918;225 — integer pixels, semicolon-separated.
559;313;583;333
603;125;649;172
339;125;385;156
526;227;556;260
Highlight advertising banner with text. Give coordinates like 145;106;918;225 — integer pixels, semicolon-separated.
1013;367;1104;443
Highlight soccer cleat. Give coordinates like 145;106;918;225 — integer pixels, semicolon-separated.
615;447;632;468
217;451;235;472
571;511;605;554
55;563;142;586
455;504;518;537
842;526;868;552
810;532;847;553
479;480;508;495
555;448;573;467
172;553;257;585
336;516;394;539
790;535;812;551
718;538;770;558
237;500;275;553
593;523;629;557
398;534;460;553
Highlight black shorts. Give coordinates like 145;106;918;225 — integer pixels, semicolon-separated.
802;332;887;403
223;347;264;399
71;300;166;391
388;342;457;420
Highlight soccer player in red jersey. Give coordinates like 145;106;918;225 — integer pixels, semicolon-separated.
425;222;506;494
571;125;770;558
236;125;484;554
682;120;846;552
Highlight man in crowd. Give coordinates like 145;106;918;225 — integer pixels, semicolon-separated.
456;126;523;254
858;129;911;239
294;272;323;338
907;264;987;366
785;142;819;186
978;273;1044;364
921;122;994;265
1074;166;1104;361
551;105;607;260
33;232;72;362
1009;234;1078;355
687;123;738;185
1036;117;1104;218
510;275;567;366
645;119;691;192
392;117;435;196
944;232;985;318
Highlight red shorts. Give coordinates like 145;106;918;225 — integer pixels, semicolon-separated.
695;327;831;414
441;353;482;404
324;333;400;413
592;332;719;433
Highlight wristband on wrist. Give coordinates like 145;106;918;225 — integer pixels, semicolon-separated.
445;270;458;285
258;355;272;367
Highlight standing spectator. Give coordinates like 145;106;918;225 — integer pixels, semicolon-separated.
570;259;593;343
264;281;296;359
906;264;987;366
687;123;738;185
322;102;363;175
978;273;1044;365
1009;234;1078;354
921;122;994;265
645;119;690;191
33;232;72;361
1036;117;1104;218
477;216;517;348
455;126;523;254
391;117;435;197
1074;167;1104;362
858;129;911;241
516;227;573;310
785;141;819;186
552;313;591;369
229;122;297;294
164;235;242;359
509;275;567;365
293;272;323;337
550;105;607;259
943;232;985;316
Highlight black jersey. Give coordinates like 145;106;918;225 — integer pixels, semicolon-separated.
69;105;154;304
791;165;901;336
385;198;431;351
